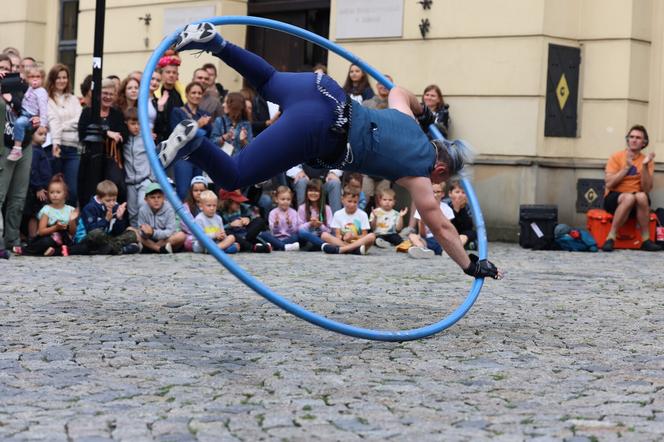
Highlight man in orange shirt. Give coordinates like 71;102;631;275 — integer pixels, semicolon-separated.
602;124;660;252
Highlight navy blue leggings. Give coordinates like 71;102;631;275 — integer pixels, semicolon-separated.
187;43;345;190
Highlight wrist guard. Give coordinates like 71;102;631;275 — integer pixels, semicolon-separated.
416;105;436;133
463;254;500;279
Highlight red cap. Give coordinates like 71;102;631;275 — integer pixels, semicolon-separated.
219;189;248;203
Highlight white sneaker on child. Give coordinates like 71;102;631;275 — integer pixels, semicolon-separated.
407;246;434;259
284;242;300;252
6;147;23;161
375;238;391;248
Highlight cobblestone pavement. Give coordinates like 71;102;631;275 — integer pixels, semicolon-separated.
1;242;663;441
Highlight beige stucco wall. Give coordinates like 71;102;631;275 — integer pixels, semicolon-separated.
76;0;248;95
327;0;662;239
0;0;59;68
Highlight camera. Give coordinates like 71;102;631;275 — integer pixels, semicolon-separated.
0;73;27;94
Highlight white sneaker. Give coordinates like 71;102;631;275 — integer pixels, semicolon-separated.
284;242;300;252
6;147;23;161
399;227;414;238
160;242;173;254
175;22;221;52
375;238;391;248
157;119;198;168
408;246;434;259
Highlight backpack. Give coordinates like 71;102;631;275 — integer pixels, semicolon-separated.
655;208;664;246
554;223;598;252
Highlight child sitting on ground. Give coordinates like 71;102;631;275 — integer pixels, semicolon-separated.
218;189;271;253
407;182;454;259
369;188;408;248
137;182;186;253
73;180;141;255
23;174;78;256
7;67;47;161
446;179;477;250
23;126;51;238
322;185;375;255
180;175;208;252
297;179;333;251
259;186;300;251
193;190;238;254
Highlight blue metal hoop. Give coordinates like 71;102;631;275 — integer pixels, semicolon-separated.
138;16;488;341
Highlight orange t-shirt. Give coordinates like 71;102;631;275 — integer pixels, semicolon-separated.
604;149;654;195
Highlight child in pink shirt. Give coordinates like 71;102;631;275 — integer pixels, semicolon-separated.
259;186;300;251
8;67;48;161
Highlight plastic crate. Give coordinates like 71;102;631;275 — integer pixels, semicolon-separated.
586;209;657;249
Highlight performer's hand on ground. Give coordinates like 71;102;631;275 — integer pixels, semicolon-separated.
463;254;503;280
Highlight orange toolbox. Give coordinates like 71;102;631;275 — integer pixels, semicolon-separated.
586;209;657;249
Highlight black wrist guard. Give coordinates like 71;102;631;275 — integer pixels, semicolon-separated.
416;105;436;132
463;254;500;279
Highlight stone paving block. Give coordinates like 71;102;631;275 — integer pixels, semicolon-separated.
1;245;663;440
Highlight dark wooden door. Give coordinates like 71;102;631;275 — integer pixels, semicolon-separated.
544;44;581;137
246;1;330;73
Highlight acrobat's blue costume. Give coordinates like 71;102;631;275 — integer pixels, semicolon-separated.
175;41;437;189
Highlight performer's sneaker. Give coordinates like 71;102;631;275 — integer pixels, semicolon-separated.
175;22;226;54
156;119;198;169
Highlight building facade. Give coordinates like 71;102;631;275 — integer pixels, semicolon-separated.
2;0;662;239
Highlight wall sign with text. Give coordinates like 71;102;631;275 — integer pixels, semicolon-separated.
336;0;404;39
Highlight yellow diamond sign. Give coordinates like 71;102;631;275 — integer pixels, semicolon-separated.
584;188;598;204
556;73;569;110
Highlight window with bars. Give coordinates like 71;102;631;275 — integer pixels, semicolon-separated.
58;0;79;81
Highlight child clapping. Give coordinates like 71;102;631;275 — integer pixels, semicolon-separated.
192;190;238;254
370;188;408;249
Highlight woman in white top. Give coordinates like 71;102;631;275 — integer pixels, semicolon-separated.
46;63;82;206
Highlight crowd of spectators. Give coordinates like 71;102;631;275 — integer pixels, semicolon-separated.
0;46;474;260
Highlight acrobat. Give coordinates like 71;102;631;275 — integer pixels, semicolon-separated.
157;22;501;280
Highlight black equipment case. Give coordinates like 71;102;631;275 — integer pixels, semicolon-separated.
519;205;558;249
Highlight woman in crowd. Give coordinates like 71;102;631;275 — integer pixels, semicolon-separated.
211;91;253;156
148;70;171;143
116;76;139;114
46;63;82;206
78;78;128;206
342;64;374;104
422;84;450;138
